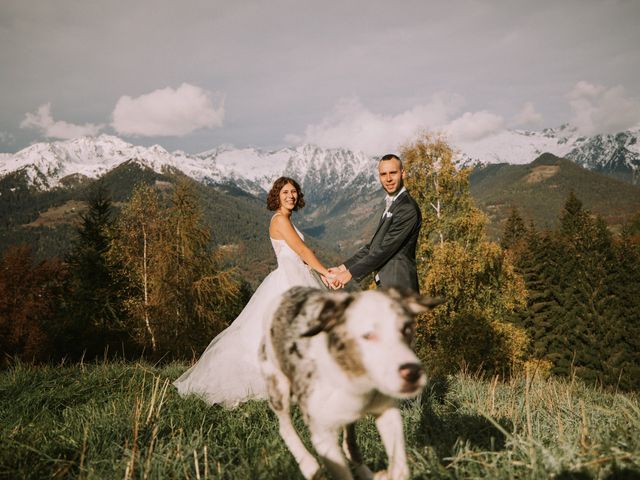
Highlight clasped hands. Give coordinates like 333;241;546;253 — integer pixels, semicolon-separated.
322;264;352;290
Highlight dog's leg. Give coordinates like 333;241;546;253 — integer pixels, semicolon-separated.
374;407;409;480
342;424;373;480
264;370;321;479
310;424;354;480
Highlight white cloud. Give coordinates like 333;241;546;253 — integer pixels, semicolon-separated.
568;81;640;135
286;94;512;154
285;94;466;155
443;111;505;143
20;103;104;139
512;101;543;127
111;83;224;137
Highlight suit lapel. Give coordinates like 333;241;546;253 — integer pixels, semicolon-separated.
371;191;408;239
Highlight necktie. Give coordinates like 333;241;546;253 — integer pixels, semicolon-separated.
385;195;394;210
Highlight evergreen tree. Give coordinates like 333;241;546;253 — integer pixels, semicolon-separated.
63;184;127;359
501;207;526;250
509;192;640;390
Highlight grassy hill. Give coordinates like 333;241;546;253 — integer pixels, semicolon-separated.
0;360;638;479
469;153;640;238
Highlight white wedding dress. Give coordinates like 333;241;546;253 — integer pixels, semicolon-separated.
174;217;325;407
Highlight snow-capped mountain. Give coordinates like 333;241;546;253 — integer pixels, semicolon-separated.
0;135;377;196
196;143;375;197
458;124;640;184
1;125;639;194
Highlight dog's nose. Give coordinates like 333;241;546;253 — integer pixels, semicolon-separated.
399;363;423;384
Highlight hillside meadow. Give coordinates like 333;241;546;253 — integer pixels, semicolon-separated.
1;360;638;479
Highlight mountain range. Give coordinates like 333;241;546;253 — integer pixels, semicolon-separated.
1;126;639;283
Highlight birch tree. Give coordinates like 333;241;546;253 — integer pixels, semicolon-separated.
109;184;162;352
400;133;528;377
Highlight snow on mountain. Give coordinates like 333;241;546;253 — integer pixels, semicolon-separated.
1;124;639;192
196;143;375;195
0;135;223;189
455;124;640;184
0;135;377;195
456;124;582;165
564;128;640;182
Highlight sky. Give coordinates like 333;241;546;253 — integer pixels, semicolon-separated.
1;0;639;155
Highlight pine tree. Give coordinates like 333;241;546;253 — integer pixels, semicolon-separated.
64;184;126;358
509;192;640;390
501;207;526;250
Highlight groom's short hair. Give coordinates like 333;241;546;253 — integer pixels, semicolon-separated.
379;154;403;169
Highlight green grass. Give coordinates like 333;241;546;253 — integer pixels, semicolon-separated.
1;361;639;479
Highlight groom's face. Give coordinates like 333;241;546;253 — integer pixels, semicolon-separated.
378;159;404;195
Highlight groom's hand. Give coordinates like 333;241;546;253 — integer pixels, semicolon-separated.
327;267;344;289
334;269;352;287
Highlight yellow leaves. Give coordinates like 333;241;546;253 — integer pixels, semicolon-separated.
401;131;529;377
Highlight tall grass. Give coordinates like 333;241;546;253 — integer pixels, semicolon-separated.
1;360;638;479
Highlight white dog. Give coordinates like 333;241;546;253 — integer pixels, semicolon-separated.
258;286;442;480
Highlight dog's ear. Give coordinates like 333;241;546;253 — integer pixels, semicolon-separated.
385;287;445;315
301;294;354;337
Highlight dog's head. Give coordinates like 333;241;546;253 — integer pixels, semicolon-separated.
301;288;443;399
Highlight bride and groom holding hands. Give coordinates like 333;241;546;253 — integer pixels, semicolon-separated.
174;153;422;407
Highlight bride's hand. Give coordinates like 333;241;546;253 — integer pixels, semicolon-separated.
321;271;341;289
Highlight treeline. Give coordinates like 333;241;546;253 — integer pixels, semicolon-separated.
0;179;250;365
401;133;640;392
503;194;640;390
2;137;639;392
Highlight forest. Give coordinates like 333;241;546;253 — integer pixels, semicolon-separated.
1;135;640;393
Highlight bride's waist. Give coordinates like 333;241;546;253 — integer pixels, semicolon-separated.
276;255;310;268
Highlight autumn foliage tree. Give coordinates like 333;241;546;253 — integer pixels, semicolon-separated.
401;133;528;377
108;179;240;357
0;245;67;363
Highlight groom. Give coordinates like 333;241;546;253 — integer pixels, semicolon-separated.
331;153;422;292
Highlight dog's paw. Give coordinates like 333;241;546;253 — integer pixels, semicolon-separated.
301;458;322;480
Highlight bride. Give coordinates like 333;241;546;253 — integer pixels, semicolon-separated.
174;176;333;407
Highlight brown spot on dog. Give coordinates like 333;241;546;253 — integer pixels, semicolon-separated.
266;375;284;411
288;342;303;359
328;328;366;377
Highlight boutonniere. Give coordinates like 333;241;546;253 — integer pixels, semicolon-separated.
384;211;393;219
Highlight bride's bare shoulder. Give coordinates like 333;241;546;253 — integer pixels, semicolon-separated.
270;213;291;238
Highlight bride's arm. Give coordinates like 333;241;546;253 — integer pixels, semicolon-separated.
270;215;331;278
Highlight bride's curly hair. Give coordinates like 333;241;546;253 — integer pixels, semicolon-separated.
267;177;305;211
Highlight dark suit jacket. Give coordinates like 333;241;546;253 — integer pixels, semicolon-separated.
344;190;422;292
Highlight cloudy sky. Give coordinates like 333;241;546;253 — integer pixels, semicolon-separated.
1;0;639;155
